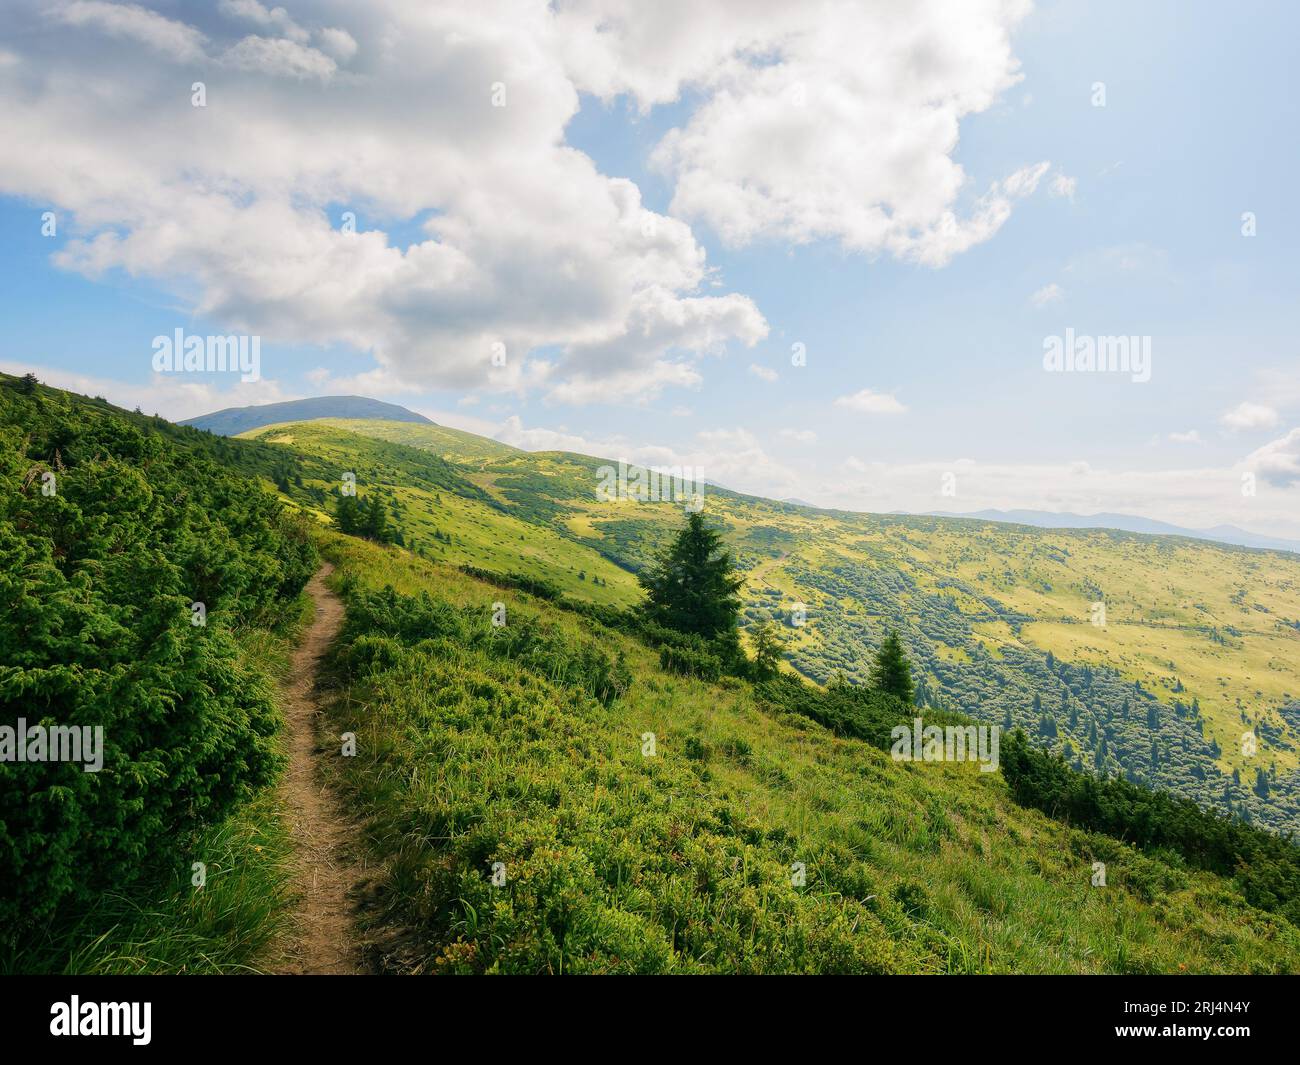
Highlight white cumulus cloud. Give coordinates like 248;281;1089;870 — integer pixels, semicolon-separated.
5;0;1044;404
1246;427;1300;488
834;388;908;415
1221;401;1281;431
56;0;208;62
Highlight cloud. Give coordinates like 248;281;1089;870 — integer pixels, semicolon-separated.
11;1;1046;405
220;35;337;81
2;0;771;404
218;0;310;43
291;364;417;397
834;388;907;415
493;416;804;499
807;454;1300;539
778;428;816;443
1031;282;1063;307
748;363;777;383
687;427;803;495
492;416;615;455
559;0;1042;265
540;359;706;407
1049;171;1077;200
1246;428;1300;488
316;26;357;61
56;1;207;62
1168;429;1202;444
1221;401;1281;432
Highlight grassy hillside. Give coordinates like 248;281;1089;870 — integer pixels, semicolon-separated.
4;379;1298;974
287;416;520;464
313;532;1300;973
246;417;1300;835
240;420;640;607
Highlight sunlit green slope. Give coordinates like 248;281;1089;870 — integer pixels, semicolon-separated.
239;420;639;607
244;417;1300;835
312;531;1300;973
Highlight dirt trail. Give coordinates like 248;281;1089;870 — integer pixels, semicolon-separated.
275;562;366;975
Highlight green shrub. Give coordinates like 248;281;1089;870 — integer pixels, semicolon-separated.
457;565;563;602
659;642;722;682
0;386;317;930
753;672;965;750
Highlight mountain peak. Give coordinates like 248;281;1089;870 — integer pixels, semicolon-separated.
181;395;432;437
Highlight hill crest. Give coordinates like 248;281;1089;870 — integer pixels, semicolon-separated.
182;395;432;436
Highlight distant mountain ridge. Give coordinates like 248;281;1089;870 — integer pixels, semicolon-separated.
186;397;1300;556
182;395;431;436
928;508;1300;555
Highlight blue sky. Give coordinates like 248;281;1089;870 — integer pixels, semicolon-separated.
1;0;1297;534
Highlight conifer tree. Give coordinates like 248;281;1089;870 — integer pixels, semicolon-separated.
749;621;782;679
868;630;914;704
335;492;360;535
362;494;390;543
638;511;743;639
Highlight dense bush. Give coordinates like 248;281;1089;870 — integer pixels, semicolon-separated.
0;380;317;929
1001;729;1300;925
659;641;723;682
754;672;966;750
456;565;563;602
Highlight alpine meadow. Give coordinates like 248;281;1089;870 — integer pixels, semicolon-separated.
2;0;1299;1028
4;378;1298;980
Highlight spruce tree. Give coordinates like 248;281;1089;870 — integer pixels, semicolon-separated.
749;621;782;680
868;630;914;704
335;492;359;535
638;511;743;639
362;494;390;543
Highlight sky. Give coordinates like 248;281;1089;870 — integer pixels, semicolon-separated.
1;0;1297;536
